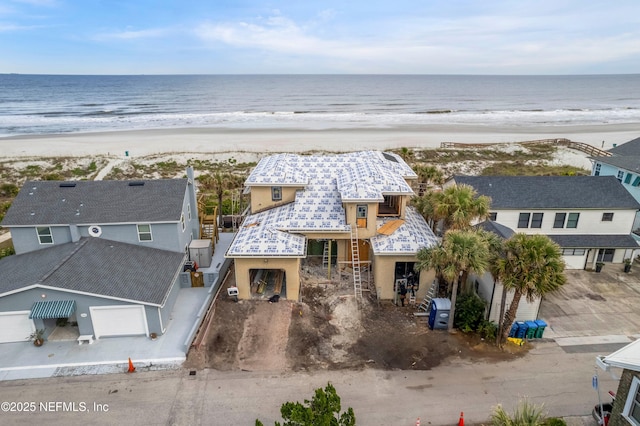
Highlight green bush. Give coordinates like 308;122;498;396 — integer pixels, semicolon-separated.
478;320;498;340
454;293;486;332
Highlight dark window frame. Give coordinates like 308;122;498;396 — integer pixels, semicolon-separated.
566;212;580;228
554;213;566;228
271;186;282;201
530;213;544;228
518;212;530;228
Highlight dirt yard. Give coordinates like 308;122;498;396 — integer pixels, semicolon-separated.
184;263;525;372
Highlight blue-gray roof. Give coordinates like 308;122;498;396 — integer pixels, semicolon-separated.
2;179;188;227
548;234;639;249
474;220;515;240
452;175;640;210
608;137;640;156
591;155;640;174
0;238;185;305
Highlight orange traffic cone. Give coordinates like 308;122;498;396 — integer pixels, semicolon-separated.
416;417;420;426
128;357;136;373
458;411;464;426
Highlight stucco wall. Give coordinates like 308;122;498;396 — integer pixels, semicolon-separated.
234;257;301;301
344;202;378;239
250;186;301;213
373;255;434;300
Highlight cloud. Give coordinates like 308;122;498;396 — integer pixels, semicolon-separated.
11;0;58;6
0;22;44;32
93;27;173;41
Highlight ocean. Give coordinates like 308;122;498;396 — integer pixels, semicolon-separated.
1;74;639;137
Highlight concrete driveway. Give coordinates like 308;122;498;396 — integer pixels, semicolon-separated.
539;264;640;352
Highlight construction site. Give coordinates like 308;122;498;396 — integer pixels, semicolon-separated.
184;233;522;373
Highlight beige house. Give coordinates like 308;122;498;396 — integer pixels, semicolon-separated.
225;151;438;302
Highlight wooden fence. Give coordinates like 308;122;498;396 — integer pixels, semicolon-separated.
440;138;612;157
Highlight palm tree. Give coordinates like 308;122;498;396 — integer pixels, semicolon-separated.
415;184;491;232
490;399;546;426
416;229;490;330
496;233;566;344
413;165;445;196
198;170;244;231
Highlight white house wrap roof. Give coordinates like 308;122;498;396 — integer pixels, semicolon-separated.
225;204;307;257
371;207;439;255
227;151;428;257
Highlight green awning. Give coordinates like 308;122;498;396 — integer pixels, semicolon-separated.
29;300;76;319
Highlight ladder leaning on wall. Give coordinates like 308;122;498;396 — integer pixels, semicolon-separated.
350;226;363;303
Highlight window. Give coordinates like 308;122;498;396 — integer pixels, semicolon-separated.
567;212;580;228
634;176;640;187
625;173;633;184
137;224;152;241
271;186;282;201
602;212;614;222
594;163;601;176
37;227;53;244
187;203;191;220
623;376;640;425
518;213;531;228
356;205;368;228
554;213;566;228
181;213;186;231
617;170;625;182
561;248;586;256
531;213;544;228
489;212;497;221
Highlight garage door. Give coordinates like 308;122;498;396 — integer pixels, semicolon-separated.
0;311;35;344
90;305;148;339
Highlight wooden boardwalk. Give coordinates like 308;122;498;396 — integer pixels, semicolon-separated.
440;138;612;157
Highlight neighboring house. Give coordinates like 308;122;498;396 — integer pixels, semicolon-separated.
225;151;438;302
0;168;202;344
591;136;640;231
449;175;640;270
597;338;640;426
472;220;541;322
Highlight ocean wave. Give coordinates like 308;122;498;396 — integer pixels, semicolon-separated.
2;106;640;136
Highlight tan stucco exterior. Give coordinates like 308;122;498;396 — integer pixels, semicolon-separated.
233;257;301;301
250;186;302;213
373;254;434;300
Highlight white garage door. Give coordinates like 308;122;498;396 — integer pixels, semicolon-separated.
90;305;148;339
0;311;35;343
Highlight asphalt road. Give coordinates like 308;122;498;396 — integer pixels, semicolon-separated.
0;341;614;426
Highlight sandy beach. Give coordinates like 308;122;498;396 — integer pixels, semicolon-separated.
0;124;638;158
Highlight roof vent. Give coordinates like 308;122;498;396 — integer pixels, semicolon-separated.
59;182;77;188
382;152;399;163
128;181;145;187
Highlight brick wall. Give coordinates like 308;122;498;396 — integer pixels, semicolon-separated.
609;368;640;426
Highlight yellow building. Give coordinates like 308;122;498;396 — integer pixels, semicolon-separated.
225;151;438;302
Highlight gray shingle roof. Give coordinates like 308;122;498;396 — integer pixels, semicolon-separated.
452;175;640;209
0;238;185;305
608;137;640;156
591;155;640;174
474;220;515;240
547;234;639;248
2;179;188;226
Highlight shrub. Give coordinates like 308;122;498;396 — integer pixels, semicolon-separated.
478;320;498;340
454;293;486;332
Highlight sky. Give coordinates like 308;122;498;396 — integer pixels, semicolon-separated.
1;0;639;75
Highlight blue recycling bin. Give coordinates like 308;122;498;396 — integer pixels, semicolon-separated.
525;321;538;339
534;320;547;338
508;322;519;338
515;321;528;339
